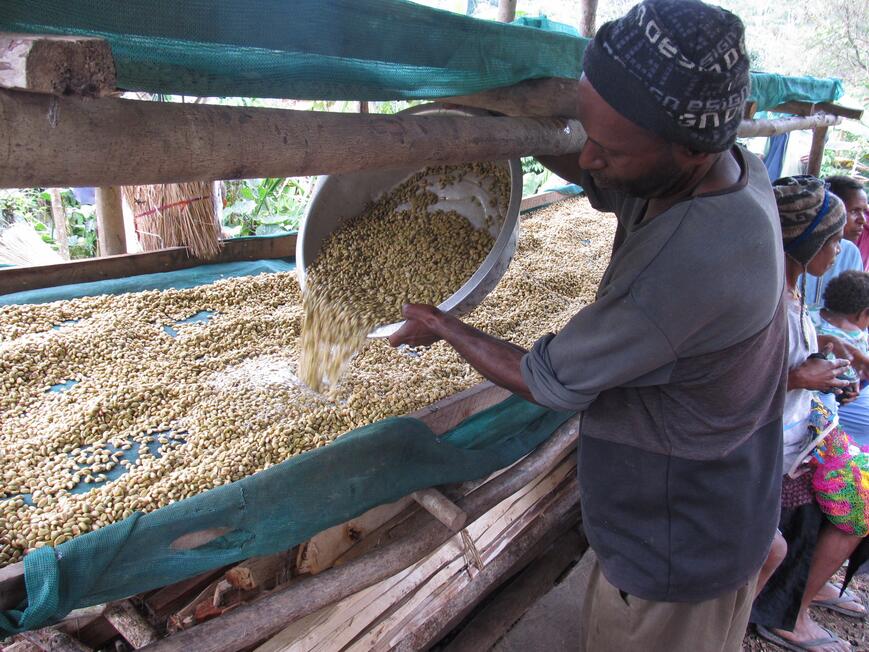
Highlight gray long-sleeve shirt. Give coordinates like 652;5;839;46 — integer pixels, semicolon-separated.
521;147;788;602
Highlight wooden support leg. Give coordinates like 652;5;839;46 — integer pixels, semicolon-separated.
412;488;468;532
807;125;829;178
95;186;127;256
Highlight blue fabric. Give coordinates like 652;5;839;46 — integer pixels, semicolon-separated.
0;259;296;306
764;133;789;181
802;239;863;310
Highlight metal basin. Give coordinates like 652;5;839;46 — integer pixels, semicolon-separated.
296;104;522;338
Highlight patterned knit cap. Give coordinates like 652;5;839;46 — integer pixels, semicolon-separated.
582;0;750;152
774;175;846;266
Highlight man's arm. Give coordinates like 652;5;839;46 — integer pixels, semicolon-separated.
388;304;535;402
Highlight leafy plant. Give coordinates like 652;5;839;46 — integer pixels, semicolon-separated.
521;157;553;197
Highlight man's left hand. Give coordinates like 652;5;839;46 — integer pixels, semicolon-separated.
389;304;444;348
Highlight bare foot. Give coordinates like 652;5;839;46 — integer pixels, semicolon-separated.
812;581;867;618
773;612;851;652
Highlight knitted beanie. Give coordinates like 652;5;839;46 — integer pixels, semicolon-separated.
582;0;750;153
774;176;846;266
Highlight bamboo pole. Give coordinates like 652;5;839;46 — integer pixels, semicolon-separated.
142;416;581;652
0;89;584;189
95;186;126;256
48;188;69;260
736;113;842;138
497;0;517;23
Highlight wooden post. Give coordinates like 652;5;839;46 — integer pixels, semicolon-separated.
0;89;584;188
48;187;70;260
95;186;126;256
497;0;517;23
358;101;369;114
736;114;841;139
0;33;115;97
579;0;599;37
807;126;829;177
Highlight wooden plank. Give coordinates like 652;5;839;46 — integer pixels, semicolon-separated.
95;186;126;256
409;382;510;435
0;33;115;97
104;601;158;648
19;627;92;651
143;567;230;622
0;233;296;296
770;100;864;121
0;560;26;611
520;190;572;213
0;89;584;188
807;125;829;178
443;529;586;652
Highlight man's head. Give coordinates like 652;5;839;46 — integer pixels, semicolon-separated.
578;0;750;198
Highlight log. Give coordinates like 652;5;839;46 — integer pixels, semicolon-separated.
0;89;584;188
104;601;158;649
0;34;115;97
141;415;581;652
446;78;583;119
497;0;517;23
0;233;296;297
736;114;842;139
807;125;829;178
95;186;126;256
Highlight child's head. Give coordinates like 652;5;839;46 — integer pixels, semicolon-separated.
823;270;869;329
827;175;868;244
773;175;846;277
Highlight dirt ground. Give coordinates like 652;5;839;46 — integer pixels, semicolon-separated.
744;570;869;651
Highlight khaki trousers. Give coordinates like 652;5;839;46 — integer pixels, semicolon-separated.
581;559;757;652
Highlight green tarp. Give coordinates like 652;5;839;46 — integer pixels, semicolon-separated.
0;1;843;110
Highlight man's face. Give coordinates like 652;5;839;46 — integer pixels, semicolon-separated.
576;77;689;199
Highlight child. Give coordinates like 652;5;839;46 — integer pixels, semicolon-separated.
812;270;869;446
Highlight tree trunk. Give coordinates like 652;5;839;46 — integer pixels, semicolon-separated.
95;186;126;256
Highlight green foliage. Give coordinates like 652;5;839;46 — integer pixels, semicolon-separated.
222;177;314;236
521;157;552;197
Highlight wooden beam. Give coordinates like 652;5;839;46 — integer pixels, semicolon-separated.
0;89;584;188
104;601;158;649
95;186;126;256
579;0;599;37
807;125;829;178
736;113;842;139
769;100;864;121
0;233;296;297
0;33;115;97
497;0;517;23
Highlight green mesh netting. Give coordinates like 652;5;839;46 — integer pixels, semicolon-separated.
0;1;843;110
